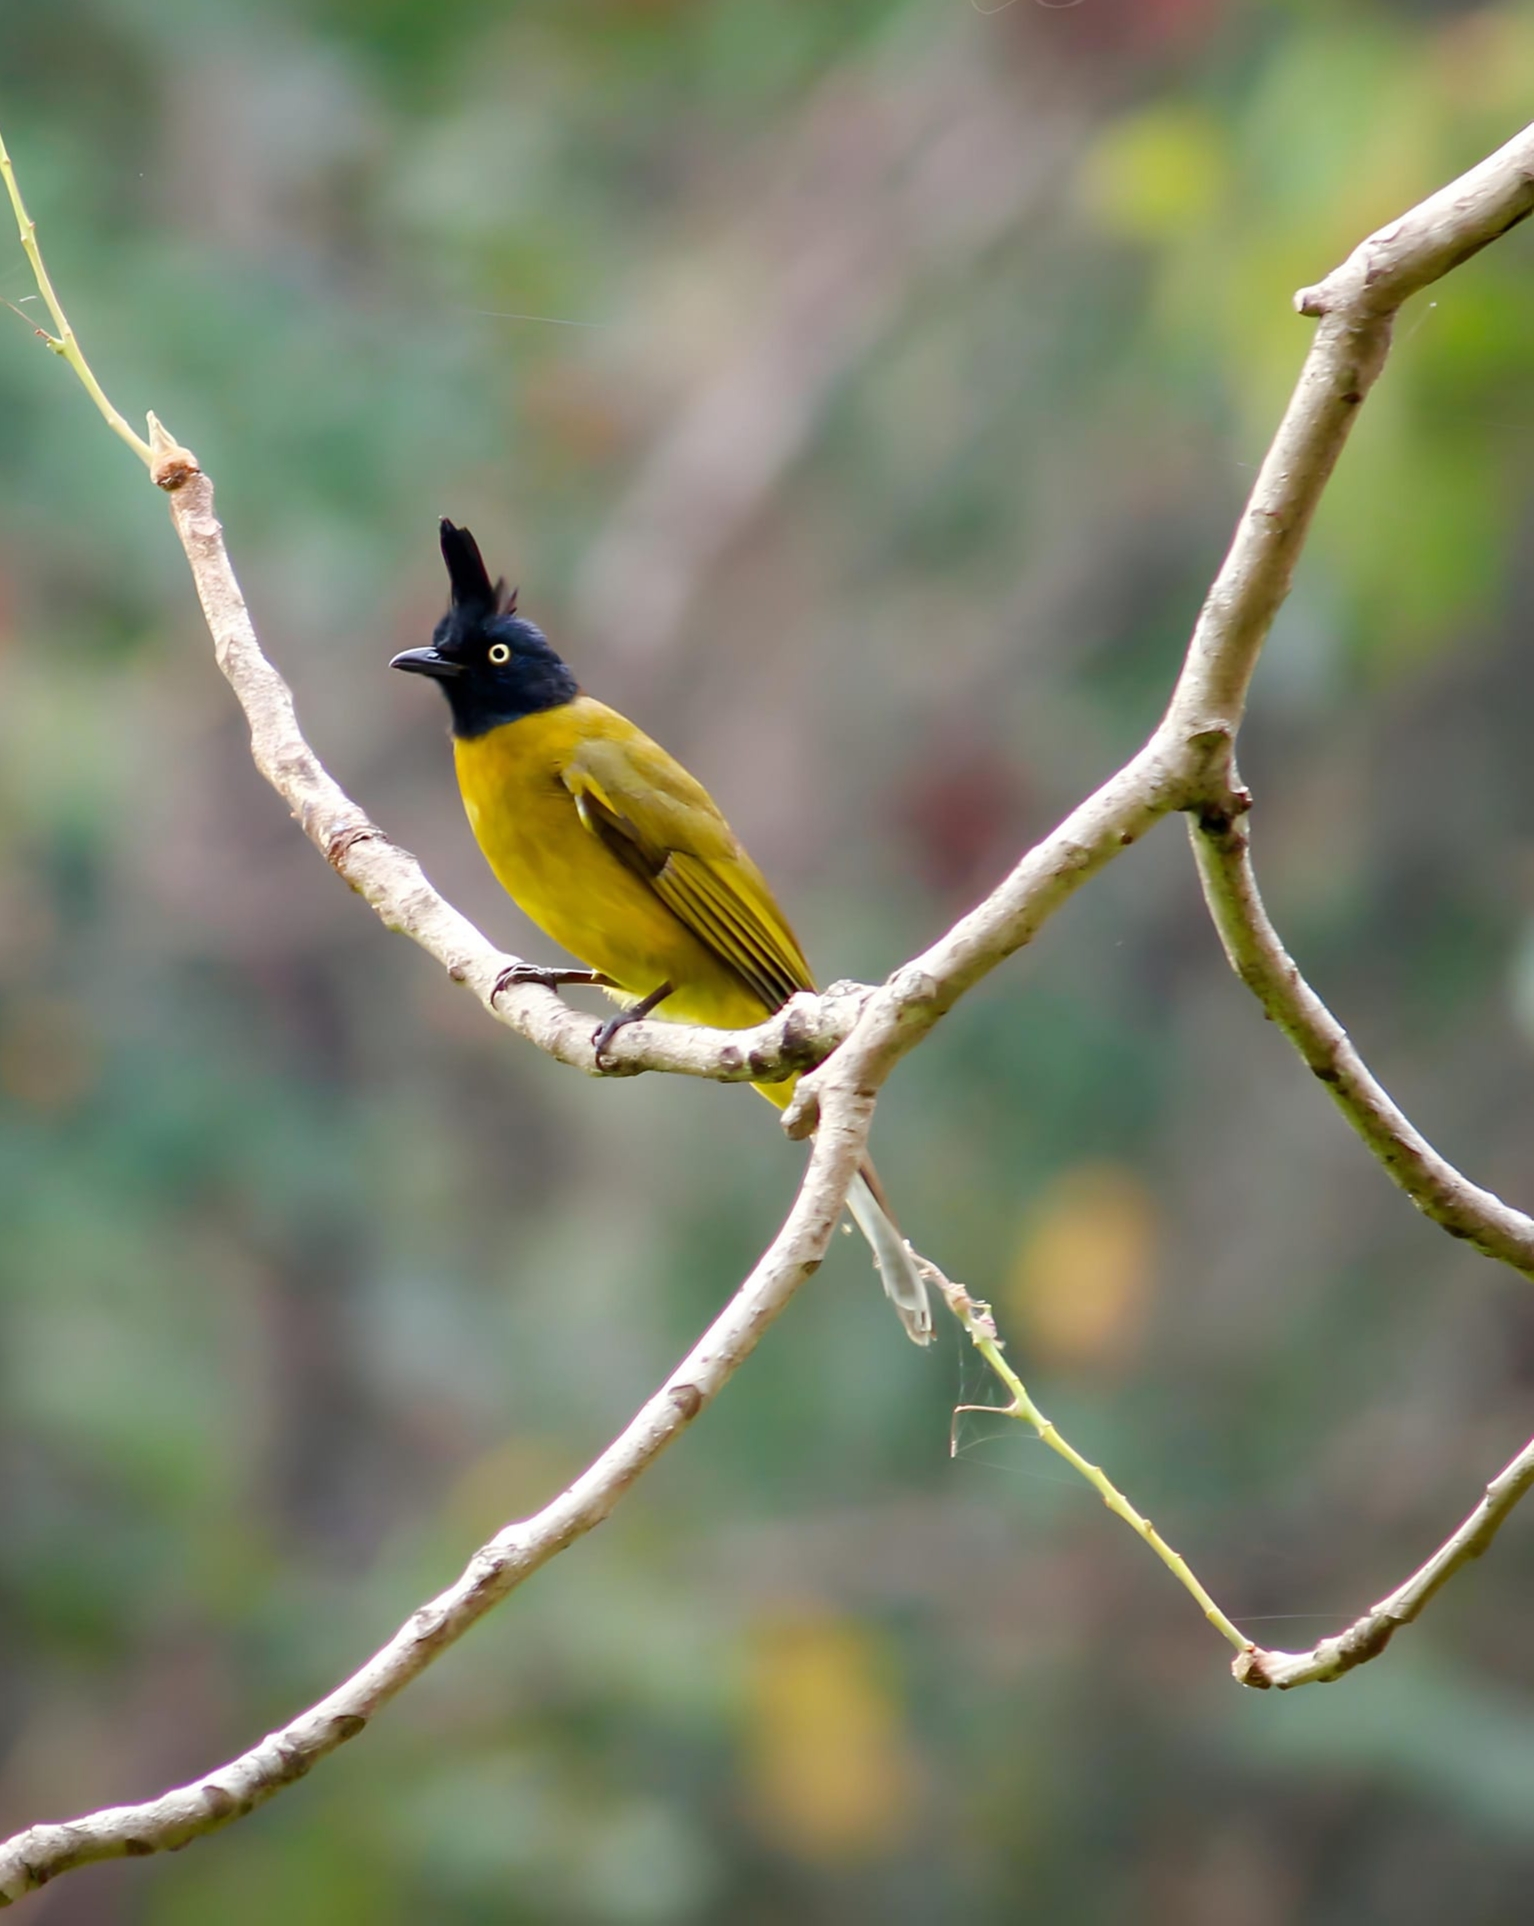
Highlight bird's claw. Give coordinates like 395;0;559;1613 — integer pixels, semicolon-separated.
493;962;607;1004
591;1013;627;1069
590;980;673;1069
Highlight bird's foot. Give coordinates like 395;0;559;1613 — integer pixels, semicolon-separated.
493;962;614;1004
591;980;673;1069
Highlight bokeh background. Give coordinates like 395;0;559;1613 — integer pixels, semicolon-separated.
4;1;1534;1920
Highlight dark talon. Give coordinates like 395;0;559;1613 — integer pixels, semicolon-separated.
592;980;673;1068
493;963;612;1004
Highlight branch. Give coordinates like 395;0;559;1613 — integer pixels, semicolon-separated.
0;125;152;465
1170;123;1534;1278
1294;119;1534;320
1172;120;1534;744
1235;1431;1534;1689
1192;809;1534;1274
931;1263;1249;1654
0;1076;875;1901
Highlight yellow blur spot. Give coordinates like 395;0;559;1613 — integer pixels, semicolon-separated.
1008;1163;1157;1371
741;1614;918;1863
1077;103;1226;241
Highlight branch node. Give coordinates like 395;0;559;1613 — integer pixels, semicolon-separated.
669;1383;704;1422
889;965;942;1008
1231;1647;1274;1689
147;411;201;491
323;822;381;872
1194;795;1250;840
1181;726;1240;804
780;1077;821;1141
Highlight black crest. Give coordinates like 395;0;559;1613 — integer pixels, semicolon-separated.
440;518;517;617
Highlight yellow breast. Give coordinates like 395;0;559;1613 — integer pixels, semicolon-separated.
452;698;771;1031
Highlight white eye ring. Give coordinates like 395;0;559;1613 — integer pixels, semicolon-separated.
487;642;512;665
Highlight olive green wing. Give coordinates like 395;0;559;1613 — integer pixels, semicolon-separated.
563;733;814;1011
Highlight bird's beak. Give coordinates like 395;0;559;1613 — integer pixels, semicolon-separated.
390;646;464;680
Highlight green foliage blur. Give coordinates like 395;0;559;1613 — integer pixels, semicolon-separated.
4;1;1534;1920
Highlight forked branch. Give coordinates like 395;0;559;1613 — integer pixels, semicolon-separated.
2;103;1534;1908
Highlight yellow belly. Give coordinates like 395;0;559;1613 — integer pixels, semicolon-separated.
453;703;774;1037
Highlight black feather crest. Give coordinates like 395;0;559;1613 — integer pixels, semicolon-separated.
439;518;518;615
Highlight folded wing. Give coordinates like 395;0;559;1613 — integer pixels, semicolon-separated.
564;736;813;1011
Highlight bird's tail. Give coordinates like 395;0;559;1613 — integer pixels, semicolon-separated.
754;1076;933;1346
845;1165;933;1348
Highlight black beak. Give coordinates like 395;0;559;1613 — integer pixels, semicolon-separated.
390;646;464;680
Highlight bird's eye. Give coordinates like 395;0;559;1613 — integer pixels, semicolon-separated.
487;642;511;665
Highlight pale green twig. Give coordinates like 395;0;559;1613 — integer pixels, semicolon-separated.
930;1264;1251;1655
0;123;153;465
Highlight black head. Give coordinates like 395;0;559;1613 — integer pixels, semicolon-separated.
391;520;578;738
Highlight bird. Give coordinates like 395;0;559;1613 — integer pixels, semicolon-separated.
391;518;933;1345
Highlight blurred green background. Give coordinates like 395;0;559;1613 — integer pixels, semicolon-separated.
4;0;1534;1920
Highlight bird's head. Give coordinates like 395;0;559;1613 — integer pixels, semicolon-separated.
391;520;578;738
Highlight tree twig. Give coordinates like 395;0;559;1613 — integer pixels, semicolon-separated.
1191;809;1534;1274
0;125;152;465
1235;1430;1534;1689
929;1263;1249;1654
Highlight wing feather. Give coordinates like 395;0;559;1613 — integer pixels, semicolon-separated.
564;748;812;1012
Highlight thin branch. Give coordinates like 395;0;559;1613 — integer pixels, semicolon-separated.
136;105;1534;1721
1294;118;1534;320
930;1263;1249;1655
1191;809;1534;1274
0;1078;874;1902
0;125;153;465
1235;1430;1534;1689
1170;127;1534;1275
1172;121;1534;742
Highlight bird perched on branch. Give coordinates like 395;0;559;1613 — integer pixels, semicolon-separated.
392;519;932;1344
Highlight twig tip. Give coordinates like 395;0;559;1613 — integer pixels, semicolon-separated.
147;410;200;490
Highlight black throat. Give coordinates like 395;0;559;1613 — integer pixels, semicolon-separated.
441;651;579;738
438;611;580;739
